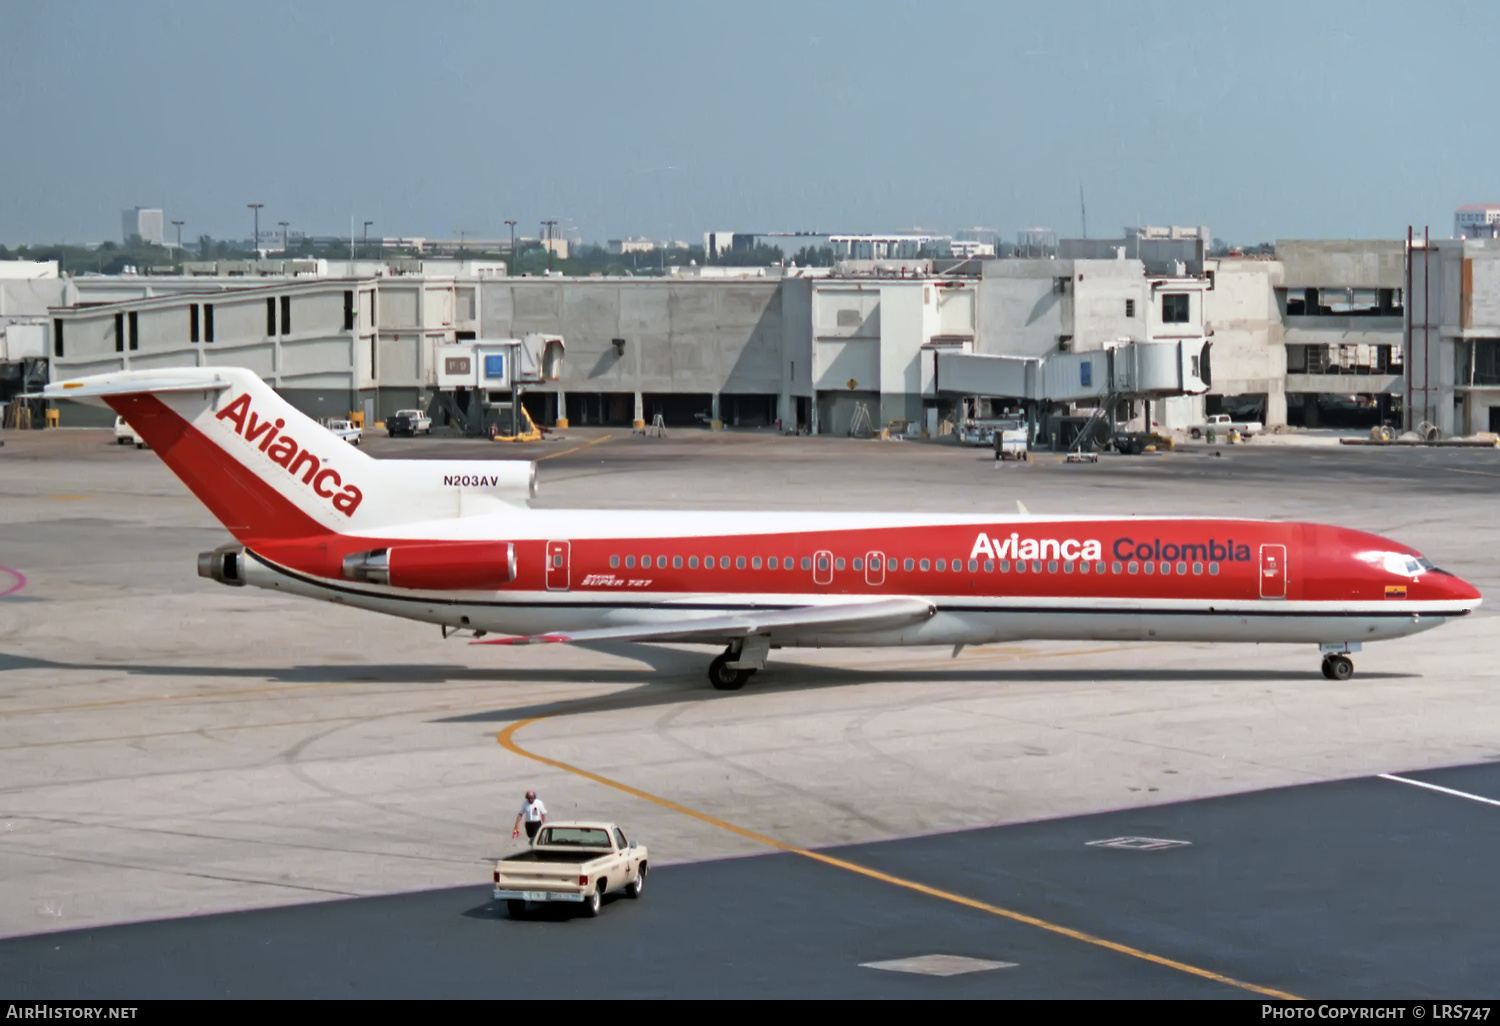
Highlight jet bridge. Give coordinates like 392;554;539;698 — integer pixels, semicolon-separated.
932;339;1211;404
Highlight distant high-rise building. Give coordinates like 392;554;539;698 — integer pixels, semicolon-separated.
122;207;165;246
1455;204;1500;239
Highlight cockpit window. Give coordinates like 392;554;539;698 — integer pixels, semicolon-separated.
1383;553;1431;577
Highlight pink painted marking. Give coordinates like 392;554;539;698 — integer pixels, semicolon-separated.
0;567;26;597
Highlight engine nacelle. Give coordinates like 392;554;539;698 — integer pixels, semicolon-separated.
342;541;517;591
197;544;247;587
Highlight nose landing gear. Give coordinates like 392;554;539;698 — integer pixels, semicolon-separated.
1319;643;1360;681
1321;654;1354;681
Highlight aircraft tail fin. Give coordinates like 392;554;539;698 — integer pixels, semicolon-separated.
42;367;535;544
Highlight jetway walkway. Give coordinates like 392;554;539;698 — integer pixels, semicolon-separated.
932;339;1211;404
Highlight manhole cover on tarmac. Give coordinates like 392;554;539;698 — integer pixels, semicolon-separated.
1086;836;1192;851
859;955;1018;977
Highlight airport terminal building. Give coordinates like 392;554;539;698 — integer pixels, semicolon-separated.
10;233;1500;439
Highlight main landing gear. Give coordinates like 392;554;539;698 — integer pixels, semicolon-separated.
1319;643;1360;681
709;653;754;691
708;636;771;691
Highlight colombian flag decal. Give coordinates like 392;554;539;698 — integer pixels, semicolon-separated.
1385;585;1407;598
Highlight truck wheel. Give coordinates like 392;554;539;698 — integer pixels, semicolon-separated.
584;885;603;917
506;900;526;918
627;864;647;899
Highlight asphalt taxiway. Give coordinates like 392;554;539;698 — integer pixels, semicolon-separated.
4;760;1498;998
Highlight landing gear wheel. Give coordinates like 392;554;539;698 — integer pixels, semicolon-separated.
627;863;647;899
584;886;602;917
506;899;526;917
1322;655;1354;681
708;653;752;691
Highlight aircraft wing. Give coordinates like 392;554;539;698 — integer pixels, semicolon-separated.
474;597;935;646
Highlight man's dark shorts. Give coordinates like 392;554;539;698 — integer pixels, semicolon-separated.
525;820;541;840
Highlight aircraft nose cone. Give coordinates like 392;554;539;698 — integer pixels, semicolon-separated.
1448;573;1484;605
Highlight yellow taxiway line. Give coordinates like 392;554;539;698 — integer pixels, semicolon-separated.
496;711;1300;1000
536;433;614;462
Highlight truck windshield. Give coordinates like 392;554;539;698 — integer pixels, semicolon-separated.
538;827;612;848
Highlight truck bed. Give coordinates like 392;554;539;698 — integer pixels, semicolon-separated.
501;849;611;865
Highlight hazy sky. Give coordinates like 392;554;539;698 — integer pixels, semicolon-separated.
1;0;1494;245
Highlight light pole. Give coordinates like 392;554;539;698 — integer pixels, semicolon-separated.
504;220;517;271
247;204;263;257
278;221;289;254
541;220;558;272
363;221;373;260
170;220;184;252
458;229;467;257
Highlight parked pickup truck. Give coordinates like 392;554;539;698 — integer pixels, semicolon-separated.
386;408;432;437
1188;413;1262;440
493;821;647;918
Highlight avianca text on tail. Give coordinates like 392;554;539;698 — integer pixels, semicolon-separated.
43;366;1482;691
216;392;364;515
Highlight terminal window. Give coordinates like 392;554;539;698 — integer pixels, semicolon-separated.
1125;299;1136;317
1162;294;1190;323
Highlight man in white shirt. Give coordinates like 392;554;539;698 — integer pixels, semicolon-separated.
512;790;547;840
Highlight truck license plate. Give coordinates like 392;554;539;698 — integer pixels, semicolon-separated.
523;891;551;901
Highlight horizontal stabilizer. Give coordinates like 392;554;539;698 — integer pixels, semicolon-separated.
33;370;233;406
474;596;935;646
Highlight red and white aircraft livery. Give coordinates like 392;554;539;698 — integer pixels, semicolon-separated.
43;367;1481;689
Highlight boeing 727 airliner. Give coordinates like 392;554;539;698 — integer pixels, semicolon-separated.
41;367;1481;689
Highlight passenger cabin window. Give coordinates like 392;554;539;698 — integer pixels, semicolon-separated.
610;555;620;568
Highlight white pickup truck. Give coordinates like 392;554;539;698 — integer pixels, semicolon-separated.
387;408;432;437
493;821;647;917
1188;413;1262;440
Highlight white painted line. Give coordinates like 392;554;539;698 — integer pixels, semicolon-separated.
1379;773;1500;808
860;954;1018;977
